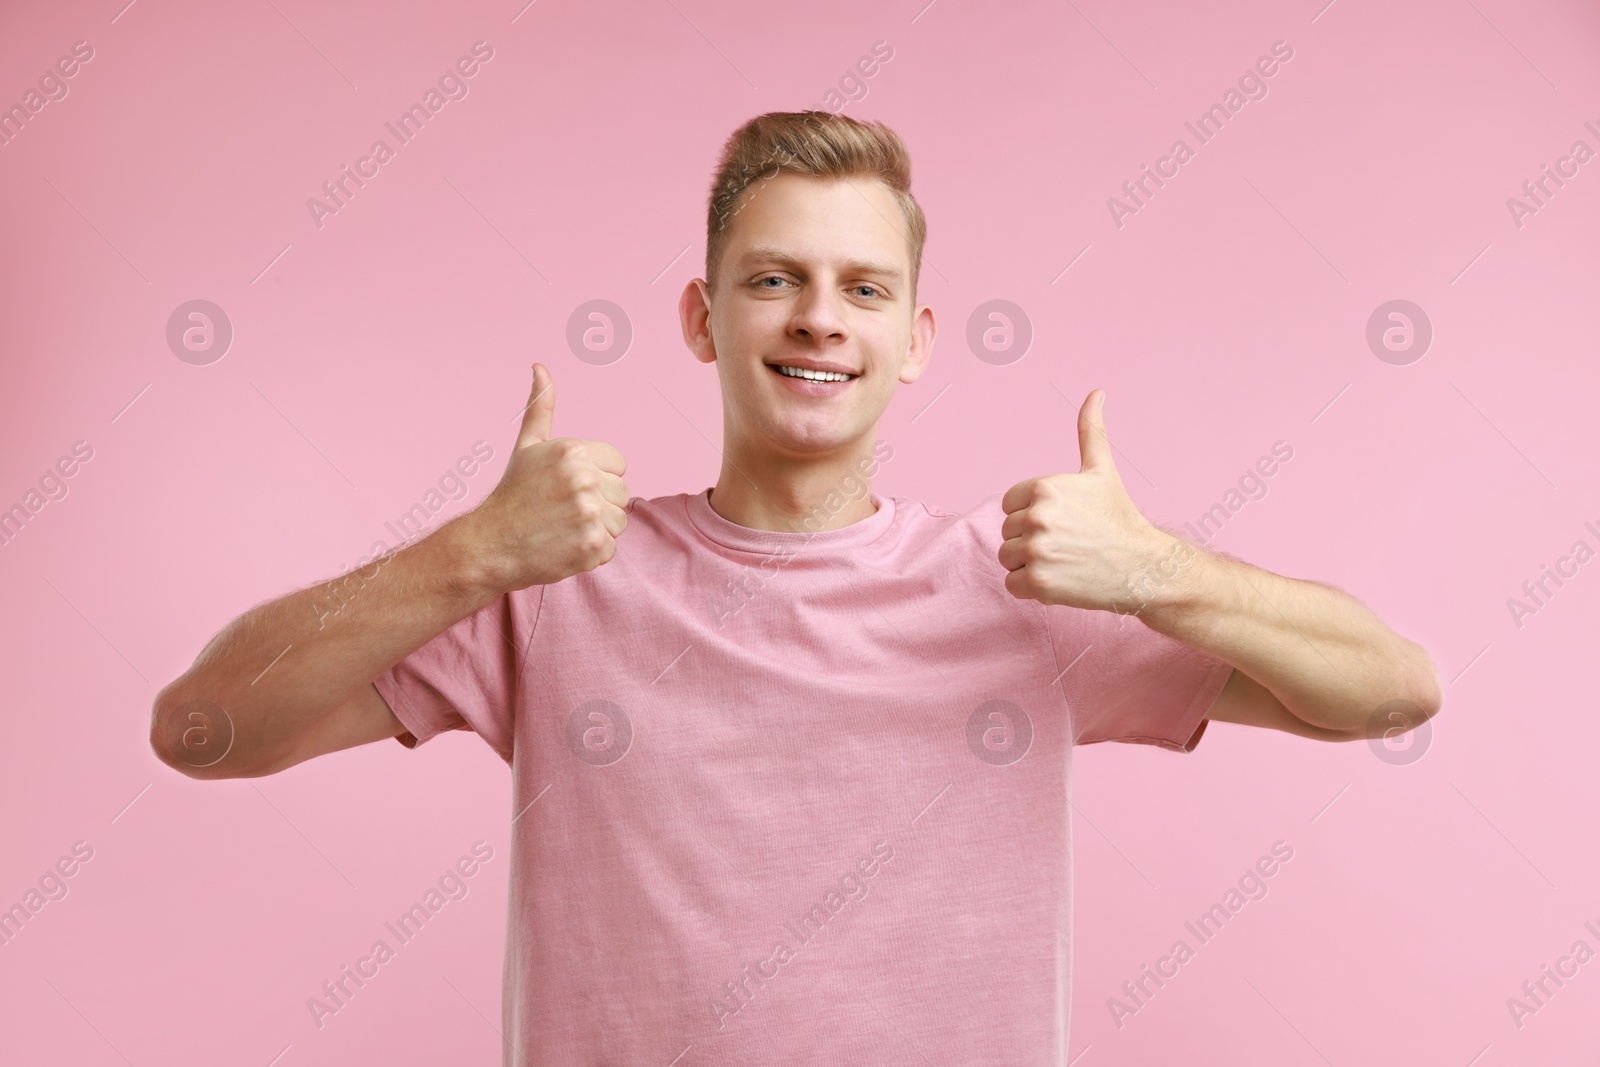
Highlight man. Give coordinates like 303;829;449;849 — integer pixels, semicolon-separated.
151;110;1441;1064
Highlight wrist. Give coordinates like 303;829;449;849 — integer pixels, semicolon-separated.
1127;529;1215;631
434;510;514;606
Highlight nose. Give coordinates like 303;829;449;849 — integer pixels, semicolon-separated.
787;279;847;347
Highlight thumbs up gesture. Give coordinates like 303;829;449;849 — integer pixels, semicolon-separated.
999;390;1187;615
467;363;630;592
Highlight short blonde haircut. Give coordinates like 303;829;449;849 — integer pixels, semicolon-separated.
705;110;927;300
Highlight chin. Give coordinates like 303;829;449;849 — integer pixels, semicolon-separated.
773;420;866;454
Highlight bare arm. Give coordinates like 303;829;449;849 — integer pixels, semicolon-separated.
150;363;628;779
150;519;503;779
1140;545;1442;737
999;389;1439;742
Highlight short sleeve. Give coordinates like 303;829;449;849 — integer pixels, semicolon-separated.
1044;603;1233;752
372;584;543;766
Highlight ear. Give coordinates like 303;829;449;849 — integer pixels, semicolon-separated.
897;302;937;385
680;277;717;365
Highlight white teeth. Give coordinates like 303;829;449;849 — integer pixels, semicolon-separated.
775;365;853;382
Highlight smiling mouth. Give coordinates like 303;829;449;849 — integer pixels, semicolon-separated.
767;364;859;383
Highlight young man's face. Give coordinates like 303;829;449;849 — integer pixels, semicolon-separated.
682;173;935;461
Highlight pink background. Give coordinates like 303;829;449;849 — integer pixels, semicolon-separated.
2;0;1598;1062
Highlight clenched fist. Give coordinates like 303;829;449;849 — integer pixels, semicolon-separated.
465;362;630;592
998;390;1194;616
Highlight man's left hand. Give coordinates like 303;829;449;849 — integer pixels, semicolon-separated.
999;390;1188;615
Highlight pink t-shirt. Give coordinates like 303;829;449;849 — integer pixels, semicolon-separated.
375;487;1232;1065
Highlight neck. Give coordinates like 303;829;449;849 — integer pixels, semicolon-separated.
708;437;880;534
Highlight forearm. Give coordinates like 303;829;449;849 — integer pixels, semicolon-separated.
152;513;506;775
1135;534;1441;733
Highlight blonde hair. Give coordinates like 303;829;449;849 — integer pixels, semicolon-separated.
705;110;926;300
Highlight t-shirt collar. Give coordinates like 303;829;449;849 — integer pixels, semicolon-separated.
685;485;897;554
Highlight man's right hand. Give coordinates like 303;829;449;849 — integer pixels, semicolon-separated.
151;361;628;779
465;362;630;592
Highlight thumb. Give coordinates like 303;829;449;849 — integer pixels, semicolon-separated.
1076;389;1117;474
516;362;555;448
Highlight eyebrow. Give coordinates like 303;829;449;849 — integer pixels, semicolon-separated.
736;243;905;282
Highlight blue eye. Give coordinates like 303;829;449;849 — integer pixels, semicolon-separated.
854;285;880;298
